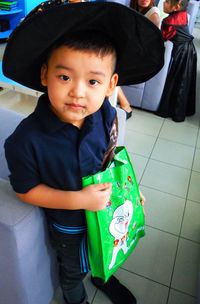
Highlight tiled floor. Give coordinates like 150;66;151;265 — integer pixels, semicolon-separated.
0;17;200;304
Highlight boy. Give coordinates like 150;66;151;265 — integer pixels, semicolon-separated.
3;1;164;303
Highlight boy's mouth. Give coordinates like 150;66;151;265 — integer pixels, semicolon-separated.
65;103;85;110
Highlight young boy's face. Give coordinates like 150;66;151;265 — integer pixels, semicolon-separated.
41;46;118;128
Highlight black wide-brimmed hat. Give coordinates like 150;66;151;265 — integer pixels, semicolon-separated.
3;0;164;91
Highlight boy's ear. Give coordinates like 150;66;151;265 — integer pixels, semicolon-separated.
40;64;48;87
106;73;119;97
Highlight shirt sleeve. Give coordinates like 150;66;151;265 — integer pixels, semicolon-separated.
161;23;176;41
4;134;41;193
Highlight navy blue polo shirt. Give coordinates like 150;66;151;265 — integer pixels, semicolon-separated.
4;94;116;226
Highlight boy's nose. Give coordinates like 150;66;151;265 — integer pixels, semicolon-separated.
69;82;86;98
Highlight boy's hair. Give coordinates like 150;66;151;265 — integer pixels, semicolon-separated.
46;31;118;73
169;0;188;10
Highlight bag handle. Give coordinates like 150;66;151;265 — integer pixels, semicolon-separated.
101;116;118;170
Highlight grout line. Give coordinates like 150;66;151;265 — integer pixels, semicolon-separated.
138;117;166;185
139;183;189;200
146;157;194;171
145;224;200;245
120;267;198;299
165;126;200;303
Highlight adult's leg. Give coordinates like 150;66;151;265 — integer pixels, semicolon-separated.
118;87;133;119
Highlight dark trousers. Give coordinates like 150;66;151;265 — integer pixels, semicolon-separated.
48;226;89;304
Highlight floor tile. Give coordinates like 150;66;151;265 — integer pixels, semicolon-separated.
197;133;200;149
93;269;169;304
0;43;6;60
184;113;200;129
50;275;97;304
0;91;36;115
128;153;148;183
159;120;198;147
122;226;178;285
9;98;36;115
50;287;64;304
92;289;112;304
193;148;200;172
84;274;97;304
126;111;163;137
181;200;200;243
0;90;22;108
116;269;169;304
140;185;185;235
131;108;163;120
168;289;197;304
140;159;191;198
188;171;200;203
171;238;200;297
151;138;195;169
0;88;10;96
50;300;58;304
125;130;156;157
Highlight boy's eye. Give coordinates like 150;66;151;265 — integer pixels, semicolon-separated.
89;79;99;86
59;75;70;81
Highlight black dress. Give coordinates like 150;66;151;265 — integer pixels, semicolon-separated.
157;11;197;122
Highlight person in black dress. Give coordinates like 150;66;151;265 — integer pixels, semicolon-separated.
157;0;197;122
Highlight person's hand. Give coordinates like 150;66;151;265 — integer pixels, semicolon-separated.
82;183;112;211
139;190;146;215
139;190;145;206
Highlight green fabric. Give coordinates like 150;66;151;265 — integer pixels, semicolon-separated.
82;146;145;282
0;2;17;6
0;2;17;4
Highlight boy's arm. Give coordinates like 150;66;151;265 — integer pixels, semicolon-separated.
16;182;112;212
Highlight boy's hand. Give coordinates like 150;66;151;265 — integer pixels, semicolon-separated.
139;190;145;206
139;190;146;216
82;183;112;211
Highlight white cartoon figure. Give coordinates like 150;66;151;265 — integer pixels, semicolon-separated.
108;200;133;270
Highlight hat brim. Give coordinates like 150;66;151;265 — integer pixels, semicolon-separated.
3;1;164;91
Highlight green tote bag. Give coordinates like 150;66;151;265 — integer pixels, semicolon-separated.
82;146;145;282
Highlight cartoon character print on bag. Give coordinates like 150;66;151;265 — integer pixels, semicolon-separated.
108;200;135;270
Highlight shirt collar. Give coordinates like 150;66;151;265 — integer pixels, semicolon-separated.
34;93;107;133
34;94;67;133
